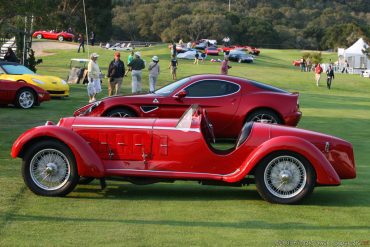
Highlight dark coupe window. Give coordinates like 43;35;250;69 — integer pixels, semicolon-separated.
185;80;240;97
155;77;190;96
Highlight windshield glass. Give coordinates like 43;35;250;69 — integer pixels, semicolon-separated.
2;64;35;75
176;105;198;129
155;77;190;96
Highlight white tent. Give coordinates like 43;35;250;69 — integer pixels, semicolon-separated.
340;38;369;74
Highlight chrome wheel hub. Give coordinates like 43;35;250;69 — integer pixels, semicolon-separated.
19;91;34;108
264;155;307;199
30;149;70;191
252;114;277;124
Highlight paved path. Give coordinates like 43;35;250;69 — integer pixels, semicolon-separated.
32;41;79;57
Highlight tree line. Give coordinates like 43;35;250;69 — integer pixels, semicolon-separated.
0;0;369;50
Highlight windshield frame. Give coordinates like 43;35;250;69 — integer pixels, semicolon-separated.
154;77;191;96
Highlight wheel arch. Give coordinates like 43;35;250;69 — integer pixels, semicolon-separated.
12;126;105;178
244;107;284;124
103;105;139;117
223;136;341;185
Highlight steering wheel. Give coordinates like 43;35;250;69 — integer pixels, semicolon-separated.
202;109;216;143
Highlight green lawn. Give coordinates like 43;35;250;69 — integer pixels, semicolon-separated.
1;42;369;246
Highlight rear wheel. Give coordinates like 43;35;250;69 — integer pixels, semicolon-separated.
22;140;79;196
16;88;35;109
255;151;316;204
246;109;282;124
105;108;136;118
58;36;64;42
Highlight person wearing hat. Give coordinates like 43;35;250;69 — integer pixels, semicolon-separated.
107;51;125;96
87;53;102;102
128;51;145;93
148;56;160;93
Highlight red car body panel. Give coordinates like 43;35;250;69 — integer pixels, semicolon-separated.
205;47;220;55
32;31;74;41
223;46;260;55
0;79;50;106
12;107;356;188
74;75;302;138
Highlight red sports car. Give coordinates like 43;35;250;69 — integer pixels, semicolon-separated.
32;30;74;42
12;105;356;204
205;47;220;55
0;79;50;108
74;75;302;138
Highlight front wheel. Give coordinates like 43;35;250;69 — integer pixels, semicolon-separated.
58;36;64;42
36;34;42;39
105;108;136;118
16;88;35;109
255;151;316;204
22;140;79;196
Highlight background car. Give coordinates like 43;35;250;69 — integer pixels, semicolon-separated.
228;50;254;63
74;74;301;138
205;46;220;55
0;79;50;108
32;30;74;42
177;50;204;60
361;69;370;78
0;62;69;97
13;105;356;204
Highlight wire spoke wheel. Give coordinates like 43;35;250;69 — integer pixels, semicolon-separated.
264;155;306;199
18;90;34;109
109;112;130;117
30;149;71;191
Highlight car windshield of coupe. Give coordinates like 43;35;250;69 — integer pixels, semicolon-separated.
155;77;191;96
2;64;35;75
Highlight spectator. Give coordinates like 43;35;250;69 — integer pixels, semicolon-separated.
221;56;232;75
300;57;306;72
128;52;145;93
342;60;349;73
172;42;177;56
326;65;335;90
128;50;134;64
90;31;95;46
194;51;199;65
4;48;18;62
148;56;160;93
200;52;206;63
107;51;125;96
77;34;85;53
87;53;102;102
314;63;323;87
306;57;311;72
169;55;178;80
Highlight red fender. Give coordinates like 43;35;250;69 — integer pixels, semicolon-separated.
11;126;104;177
223;136;341;185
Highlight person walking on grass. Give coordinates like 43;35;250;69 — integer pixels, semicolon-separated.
77;34;85;53
128;52;145;94
194;51;199;64
107;51;125;96
314;63;323;87
169;55;178;80
326;65;335;90
87;53;102;102
221;56;232;75
148;56;160;93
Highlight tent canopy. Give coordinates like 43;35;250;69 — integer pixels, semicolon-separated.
345;38;368;55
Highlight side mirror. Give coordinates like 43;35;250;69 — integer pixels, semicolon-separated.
175;90;187;99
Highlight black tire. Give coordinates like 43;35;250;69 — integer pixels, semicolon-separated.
36;34;42;39
15;88;35;109
58;35;64;42
246;109;282;125
79;177;95;184
105;108;137;118
22;140;79;196
255;151;316;204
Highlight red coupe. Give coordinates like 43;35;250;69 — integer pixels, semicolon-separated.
32;30;74;42
12;105;356;204
0;79;50;108
74;75;302;138
205;47;220;55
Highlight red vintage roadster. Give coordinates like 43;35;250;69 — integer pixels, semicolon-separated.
12;105;356;204
32;30;74;42
74;75;302;138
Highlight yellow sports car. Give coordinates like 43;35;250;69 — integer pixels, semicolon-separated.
0;61;69;97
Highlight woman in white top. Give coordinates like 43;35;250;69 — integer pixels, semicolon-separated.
148;56;160;93
87;53;102;102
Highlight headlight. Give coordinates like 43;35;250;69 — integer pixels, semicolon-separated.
32;78;45;84
61;79;67;85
